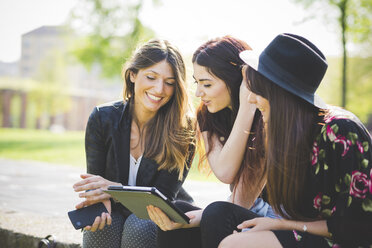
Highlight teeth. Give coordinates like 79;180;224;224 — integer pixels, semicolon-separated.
147;93;161;101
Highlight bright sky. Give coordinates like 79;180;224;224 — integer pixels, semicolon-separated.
0;0;342;63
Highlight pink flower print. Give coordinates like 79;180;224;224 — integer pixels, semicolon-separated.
312;142;319;165
293;230;302;241
332;244;341;248
326;125;337;141
331;205;336;214
325;115;337;124
356;141;364;154
349;170;369;199
370;169;372;194
334;135;352;157
313;192;322;210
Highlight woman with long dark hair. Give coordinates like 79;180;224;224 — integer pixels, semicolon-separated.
147;36;277;248
72;39;195;248
201;33;372;248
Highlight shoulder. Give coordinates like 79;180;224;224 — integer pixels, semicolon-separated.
321;107;370;141
95;100;125;113
317;108;372;163
87;100;129;129
90;100;126;118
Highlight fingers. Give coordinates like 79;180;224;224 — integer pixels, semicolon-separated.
89;216;101;232
237;219;254;230
99;212;109;230
147;205;169;231
75;193;110;209
80;173;94;179
106;212;112;226
83;212;111;232
79;189;110;201
75;201;88;209
74;181;102;192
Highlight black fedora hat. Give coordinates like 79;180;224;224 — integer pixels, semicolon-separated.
239;33;328;108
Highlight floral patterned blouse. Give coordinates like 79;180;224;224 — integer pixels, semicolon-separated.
305;108;372;247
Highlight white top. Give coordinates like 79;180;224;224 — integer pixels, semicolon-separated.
128;154;143;186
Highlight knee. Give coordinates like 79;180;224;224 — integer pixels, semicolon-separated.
124;214;156;233
201;201;232;225
218;235;235;248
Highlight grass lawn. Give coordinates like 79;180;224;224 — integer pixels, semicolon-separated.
0;128;217;182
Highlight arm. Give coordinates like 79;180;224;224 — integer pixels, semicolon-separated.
204;83;257;183
319;118;372;246
73;108;121;208
237;217;331;238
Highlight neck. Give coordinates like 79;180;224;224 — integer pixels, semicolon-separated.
132;101;156;128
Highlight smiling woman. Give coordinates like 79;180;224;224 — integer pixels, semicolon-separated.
72;39;196;248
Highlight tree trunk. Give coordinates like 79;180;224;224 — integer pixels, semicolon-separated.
340;0;348;108
20;92;28;128
2;90;13;128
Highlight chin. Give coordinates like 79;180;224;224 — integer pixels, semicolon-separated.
206;107;217;113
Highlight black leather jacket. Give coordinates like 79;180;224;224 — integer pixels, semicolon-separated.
85;100;194;215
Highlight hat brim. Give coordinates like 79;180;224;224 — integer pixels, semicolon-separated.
239;50;260;71
239;50;328;109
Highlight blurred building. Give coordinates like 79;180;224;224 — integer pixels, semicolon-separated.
0;26;121;131
0;61;18;77
20;26;66;78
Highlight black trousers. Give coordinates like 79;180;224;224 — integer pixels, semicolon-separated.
201;201;331;248
201;201;259;248
157;201;259;248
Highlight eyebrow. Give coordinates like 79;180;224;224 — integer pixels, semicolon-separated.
147;70;175;79
192;75;213;82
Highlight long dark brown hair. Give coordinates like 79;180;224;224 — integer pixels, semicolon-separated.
193;36;266;197
246;66;324;220
123;39;195;180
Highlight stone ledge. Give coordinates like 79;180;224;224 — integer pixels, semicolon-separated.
0;228;80;248
0;208;82;248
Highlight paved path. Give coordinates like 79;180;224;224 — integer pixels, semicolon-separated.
0;158;230;246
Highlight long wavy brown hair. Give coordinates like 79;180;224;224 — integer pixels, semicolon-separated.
246;66;325;220
193;36;266;198
122;39;195;180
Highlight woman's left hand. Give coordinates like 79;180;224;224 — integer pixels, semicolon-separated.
147;205;202;231
84;199;112;232
237;217;284;232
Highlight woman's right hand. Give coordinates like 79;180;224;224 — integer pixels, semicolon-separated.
147;205;202;231
73;174;120;209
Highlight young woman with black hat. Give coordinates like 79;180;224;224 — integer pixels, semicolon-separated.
201;33;372;248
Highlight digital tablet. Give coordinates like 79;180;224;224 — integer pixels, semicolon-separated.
104;186;190;224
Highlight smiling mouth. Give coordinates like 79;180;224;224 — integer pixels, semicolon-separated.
146;92;162;102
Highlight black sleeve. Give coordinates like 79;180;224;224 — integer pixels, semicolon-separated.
85;107;107;176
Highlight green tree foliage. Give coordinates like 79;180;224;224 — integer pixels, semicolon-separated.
318;57;372;122
292;0;372;108
69;0;157;78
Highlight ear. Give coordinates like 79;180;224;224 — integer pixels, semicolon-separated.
129;70;137;83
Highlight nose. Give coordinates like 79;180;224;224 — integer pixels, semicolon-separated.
195;84;204;97
153;79;165;94
247;92;256;104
